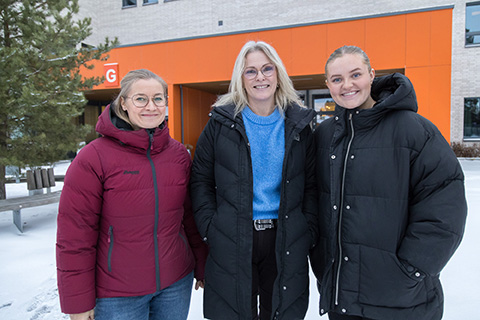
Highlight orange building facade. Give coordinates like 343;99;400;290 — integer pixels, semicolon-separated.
81;7;453;150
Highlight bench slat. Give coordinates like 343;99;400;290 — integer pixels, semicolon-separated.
0;191;61;212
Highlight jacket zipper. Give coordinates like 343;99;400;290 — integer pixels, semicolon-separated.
274;125;297;318
335;112;354;306
232;120;254;314
147;130;161;291
108;225;114;272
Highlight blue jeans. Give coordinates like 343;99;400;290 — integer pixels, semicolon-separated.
95;272;193;320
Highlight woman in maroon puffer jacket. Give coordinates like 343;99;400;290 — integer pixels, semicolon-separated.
56;69;207;320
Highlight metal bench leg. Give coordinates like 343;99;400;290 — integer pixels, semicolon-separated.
13;209;24;233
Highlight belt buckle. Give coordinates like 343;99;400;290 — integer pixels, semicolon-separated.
254;219;274;231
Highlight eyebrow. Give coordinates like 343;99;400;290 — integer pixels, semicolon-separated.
245;63;274;69
328;67;363;79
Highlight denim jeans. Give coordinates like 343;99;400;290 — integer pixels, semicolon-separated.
95;271;193;320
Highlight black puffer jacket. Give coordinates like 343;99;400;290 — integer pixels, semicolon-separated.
191;103;317;320
312;73;467;320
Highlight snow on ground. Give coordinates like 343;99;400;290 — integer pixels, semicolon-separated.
0;159;478;320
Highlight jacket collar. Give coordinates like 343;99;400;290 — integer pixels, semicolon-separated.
212;103;315;131
95;104;170;153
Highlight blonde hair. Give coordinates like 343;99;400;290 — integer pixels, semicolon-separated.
325;45;372;76
214;40;303;115
111;69;168;127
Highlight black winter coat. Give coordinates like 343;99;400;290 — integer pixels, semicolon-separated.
311;73;467;320
191;103;317;320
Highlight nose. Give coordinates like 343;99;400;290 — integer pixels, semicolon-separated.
343;77;353;88
144;99;156;109
255;70;265;81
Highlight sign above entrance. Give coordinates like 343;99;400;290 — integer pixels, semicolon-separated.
104;63;119;87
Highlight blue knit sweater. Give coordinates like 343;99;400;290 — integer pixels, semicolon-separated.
242;106;285;220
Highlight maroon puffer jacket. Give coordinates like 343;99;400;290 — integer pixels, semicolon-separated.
56;105;207;314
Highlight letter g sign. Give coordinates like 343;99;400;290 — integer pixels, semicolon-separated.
104;63;119;87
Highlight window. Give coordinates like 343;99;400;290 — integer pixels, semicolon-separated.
312;94;335;127
122;0;136;8
466;2;480;46
464;97;480;140
143;0;158;4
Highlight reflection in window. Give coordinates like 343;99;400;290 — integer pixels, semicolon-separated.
466;2;480;45
143;0;158;4
464;97;480;139
123;0;137;7
312;94;336;127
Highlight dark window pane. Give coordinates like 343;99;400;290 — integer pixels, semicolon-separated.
123;0;137;7
464;97;480;139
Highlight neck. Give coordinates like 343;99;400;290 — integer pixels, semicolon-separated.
248;101;276;116
359;96;376;110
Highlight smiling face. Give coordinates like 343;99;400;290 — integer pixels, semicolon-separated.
326;53;375;110
243;50;278;115
120;78;167;130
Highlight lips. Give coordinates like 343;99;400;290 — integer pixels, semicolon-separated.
254;85;270;89
342;91;358;97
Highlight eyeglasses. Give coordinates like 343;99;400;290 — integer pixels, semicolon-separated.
243;64;276;80
126;94;166;108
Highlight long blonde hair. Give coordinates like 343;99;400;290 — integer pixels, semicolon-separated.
214;40;303;115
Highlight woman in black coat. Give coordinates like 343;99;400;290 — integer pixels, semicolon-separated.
190;40;317;320
312;46;467;320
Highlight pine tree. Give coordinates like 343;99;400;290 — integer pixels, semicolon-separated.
0;0;117;199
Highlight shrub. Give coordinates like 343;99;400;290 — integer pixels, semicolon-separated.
451;142;480;157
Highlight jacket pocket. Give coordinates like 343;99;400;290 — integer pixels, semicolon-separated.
358;246;428;308
309;237;328;282
108;226;114;273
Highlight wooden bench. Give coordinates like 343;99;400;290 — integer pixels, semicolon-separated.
1;167;60;232
0;191;61;232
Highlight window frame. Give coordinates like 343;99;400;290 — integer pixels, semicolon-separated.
312;93;335;127
464;97;480;141
122;0;137;8
466;1;480;46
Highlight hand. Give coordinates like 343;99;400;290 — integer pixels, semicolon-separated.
195;280;205;290
70;309;95;320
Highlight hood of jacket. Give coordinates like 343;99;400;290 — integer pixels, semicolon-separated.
95;104;170;154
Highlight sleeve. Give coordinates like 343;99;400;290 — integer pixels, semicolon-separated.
190;119;217;241
397;128;467;277
302;126;319;248
182;157;208;281
56;144;104;314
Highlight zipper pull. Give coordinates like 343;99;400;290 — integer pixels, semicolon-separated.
149;132;154;151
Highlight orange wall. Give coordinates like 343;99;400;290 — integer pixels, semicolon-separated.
178;86;216;153
82;8;453;141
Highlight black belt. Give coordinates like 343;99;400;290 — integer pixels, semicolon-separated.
254;219;276;231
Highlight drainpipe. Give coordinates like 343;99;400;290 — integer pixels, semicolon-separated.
180;84;184;144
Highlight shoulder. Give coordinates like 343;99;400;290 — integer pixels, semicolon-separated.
389;110;439;138
169;137;191;158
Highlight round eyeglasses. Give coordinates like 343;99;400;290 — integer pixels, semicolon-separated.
243;64;276;80
127;94;166;108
